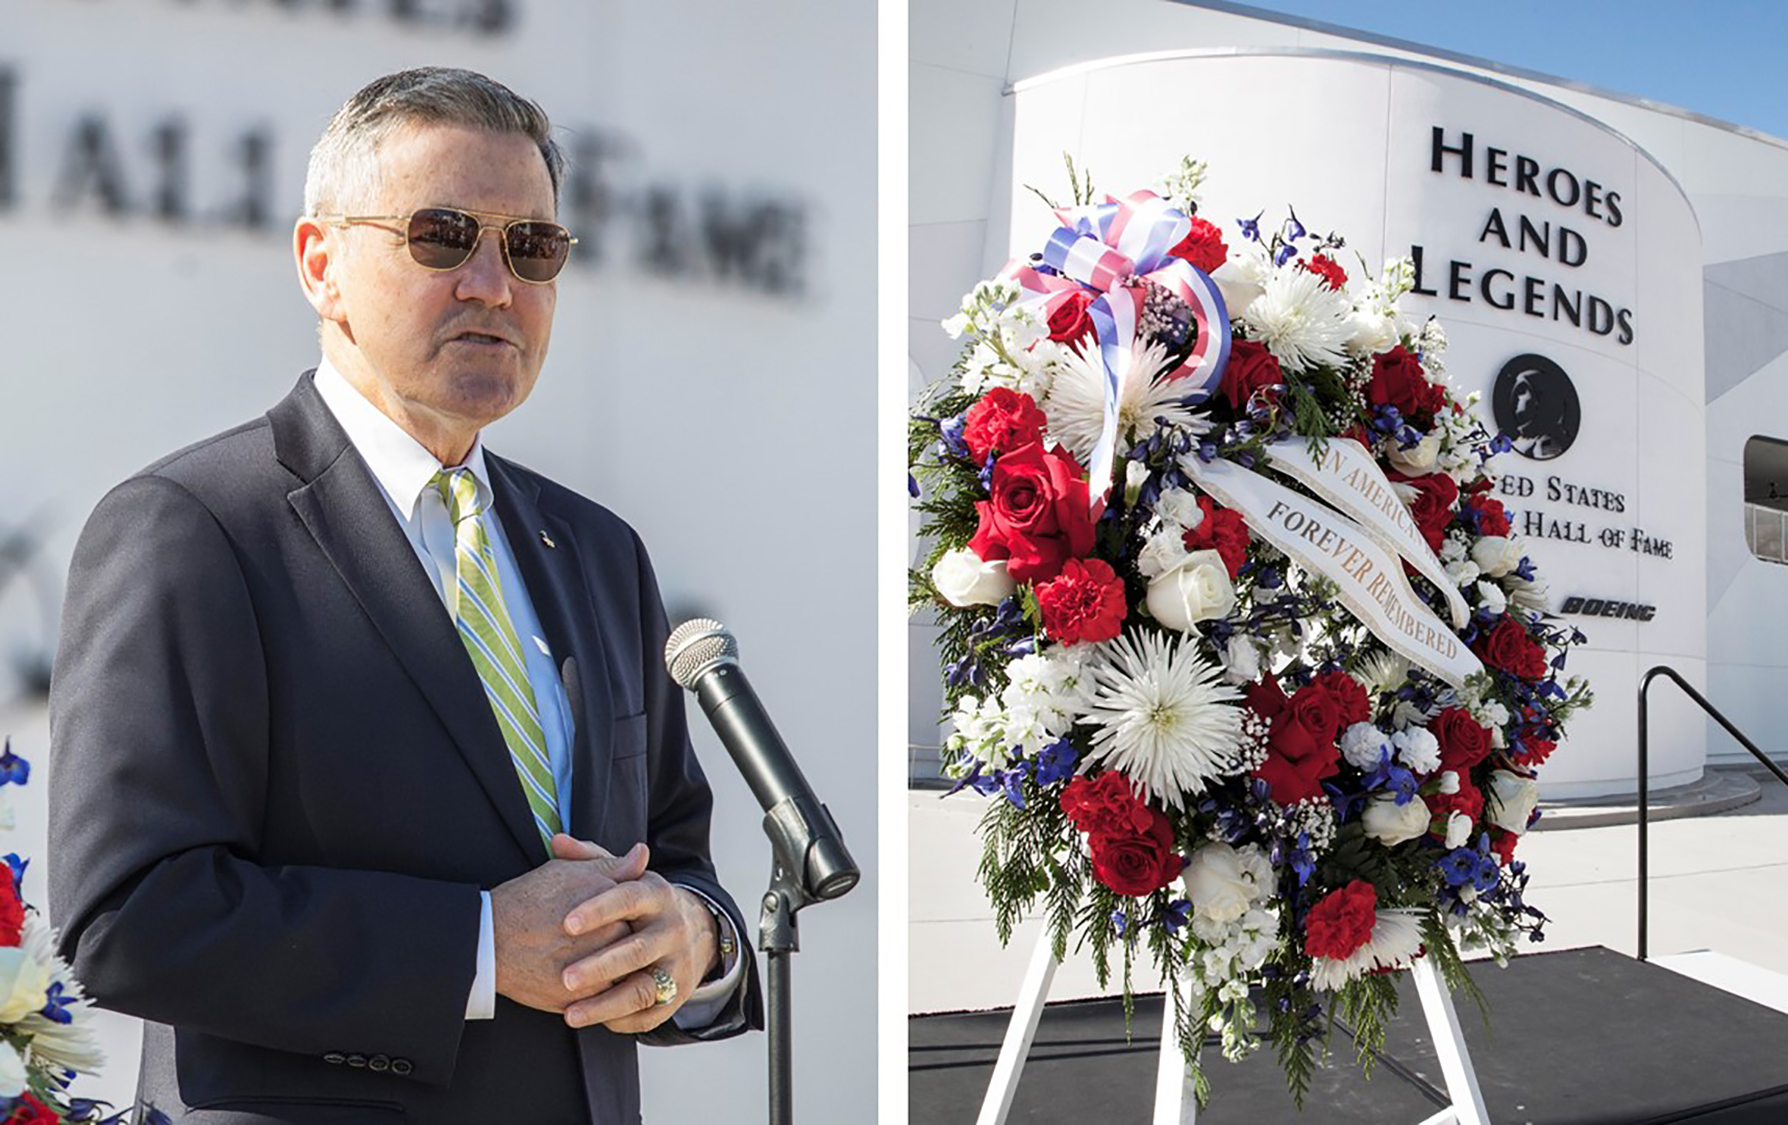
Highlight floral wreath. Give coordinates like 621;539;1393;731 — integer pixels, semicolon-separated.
909;158;1591;1103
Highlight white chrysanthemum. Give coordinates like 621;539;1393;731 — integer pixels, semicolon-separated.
1240;264;1354;373
1309;909;1427;991
1044;340;1211;466
1353;649;1411;697
1079;628;1245;808
16;913;105;1080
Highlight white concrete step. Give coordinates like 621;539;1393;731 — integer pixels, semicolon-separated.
1651;949;1788;1016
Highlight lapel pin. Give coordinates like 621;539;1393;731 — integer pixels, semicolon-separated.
539;530;556;549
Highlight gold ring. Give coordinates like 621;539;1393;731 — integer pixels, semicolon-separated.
650;966;677;1007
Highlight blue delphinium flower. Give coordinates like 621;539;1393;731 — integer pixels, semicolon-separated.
1034;738;1078;787
0;740;27;786
1162;899;1193;933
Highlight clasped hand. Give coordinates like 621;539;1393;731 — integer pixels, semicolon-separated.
490;835;721;1033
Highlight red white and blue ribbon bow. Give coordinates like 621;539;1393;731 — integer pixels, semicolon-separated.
1006;190;1231;511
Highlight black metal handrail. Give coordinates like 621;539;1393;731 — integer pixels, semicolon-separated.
1637;665;1788;961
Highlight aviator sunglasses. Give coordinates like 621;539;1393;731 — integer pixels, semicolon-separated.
316;207;578;283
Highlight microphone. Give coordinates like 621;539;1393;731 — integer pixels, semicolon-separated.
665;619;858;902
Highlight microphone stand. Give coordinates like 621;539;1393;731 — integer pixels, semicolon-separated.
757;794;857;1125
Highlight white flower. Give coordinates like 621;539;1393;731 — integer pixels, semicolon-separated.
1340;722;1390;770
945;695;1011;771
1391;726;1440;774
942;311;971;339
1211;242;1269;317
1506;573;1551;613
1362;792;1432;846
930;548;1016;608
1044;340;1211;467
16;915;105;1080
1154;487;1205;530
1475;579;1508;617
1080;628;1245;809
1220;633;1262;686
0;1041;23;1098
1345;308;1402;356
0;947;49;1024
1353;649;1410;697
1438;534;1467;563
1445;810;1474;849
1240;263;1355;373
1309;910;1427;991
1125;459;1151;505
1146;550;1236;632
1471;535;1525;578
1486;770;1541;836
1182;842;1274;925
1136;525;1193;580
1387;433;1442;476
1437;770;1461;795
1444;559;1481;587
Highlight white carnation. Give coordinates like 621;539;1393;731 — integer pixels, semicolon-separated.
1137;525;1193;579
1391;726;1441;774
1340;722;1390;770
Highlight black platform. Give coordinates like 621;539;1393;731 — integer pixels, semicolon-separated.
910;947;1788;1123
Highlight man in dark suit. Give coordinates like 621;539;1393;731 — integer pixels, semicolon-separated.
47;68;760;1123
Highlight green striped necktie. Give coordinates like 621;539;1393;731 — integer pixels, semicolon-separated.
433;468;561;853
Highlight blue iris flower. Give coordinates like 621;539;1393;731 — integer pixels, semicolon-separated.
0;741;27;786
1034;738;1078;786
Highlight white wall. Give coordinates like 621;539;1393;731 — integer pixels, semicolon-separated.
1;1;876;1119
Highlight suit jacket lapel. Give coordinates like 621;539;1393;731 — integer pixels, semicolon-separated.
269;374;544;863
485;454;616;846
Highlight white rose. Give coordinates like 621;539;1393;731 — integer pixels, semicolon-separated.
930;548;1016;607
0;948;49;1024
1137;526;1192;579
1363;792;1431;846
1147;550;1236;631
1212;250;1268;317
1183;842;1273;925
1340;722;1389;770
1391;726;1440;774
0;1041;22;1098
1155;488;1204;530
1445;810;1474;849
1474;579;1507;617
1470;535;1525;578
1346;308;1400;356
1387;433;1442;476
1486;770;1541;836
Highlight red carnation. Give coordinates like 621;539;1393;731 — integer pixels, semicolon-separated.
1169;215;1228;275
1247;675;1343;805
1299;252;1348;291
1490;828;1519;867
962;388;1049;464
1088;807;1183;897
1217;339;1284;413
1366;346;1446;428
0;877;22;947
1425;772;1484;827
1305;880;1379;961
968;442;1097;584
1047;289;1097;350
1311;669;1371;729
2;1095;57;1125
1036;558;1127;645
1387;469;1460;553
1474;615;1549;681
1182;496;1250;579
1060;772;1152;837
1468;492;1512;537
1432;707;1493;774
1520;737;1557;766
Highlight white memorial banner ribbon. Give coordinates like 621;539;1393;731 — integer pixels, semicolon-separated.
1262;437;1471;630
1178;453;1484;690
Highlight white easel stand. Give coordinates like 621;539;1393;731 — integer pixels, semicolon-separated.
975;928;1493;1125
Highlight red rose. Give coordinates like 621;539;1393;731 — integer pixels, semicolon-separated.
1247;675;1342;805
0;877;22;947
1305;880;1378;960
1366;346;1445;427
1490;828;1519;867
1036;558;1127;645
969;442;1097;583
2;1095;57;1125
1432;707;1493;774
1088;807;1182;897
1473;615;1548;681
1217;339;1283;412
1387;469;1460;553
1311;670;1370;728
1298;252;1347;290
1182;496;1250;579
1425;773;1484;827
1468;493;1511;537
1060;772;1152;836
1169;215;1228;275
1047;289;1096;349
962;388;1048;464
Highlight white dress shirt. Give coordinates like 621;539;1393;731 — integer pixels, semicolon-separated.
313;358;740;1026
